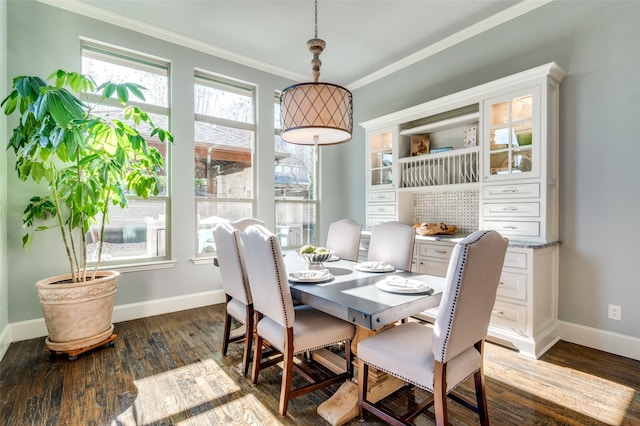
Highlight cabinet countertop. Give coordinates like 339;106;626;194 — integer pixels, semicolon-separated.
361;230;559;249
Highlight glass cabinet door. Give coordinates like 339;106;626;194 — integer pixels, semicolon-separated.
486;90;538;179
369;130;394;187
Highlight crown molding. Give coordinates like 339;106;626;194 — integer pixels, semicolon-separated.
347;0;555;90
36;0;307;83
35;0;555;94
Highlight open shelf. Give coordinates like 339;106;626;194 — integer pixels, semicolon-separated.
400;112;480;136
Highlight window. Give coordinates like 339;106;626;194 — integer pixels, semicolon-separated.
194;73;256;256
274;94;318;249
81;43;171;263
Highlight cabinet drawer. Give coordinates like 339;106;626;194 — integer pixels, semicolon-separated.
416;258;449;277
491;300;528;336
367;204;396;216
497;271;527;301
503;251;527;269
418;243;454;259
367;190;396;203
483;202;540;217
483;183;540;199
482;220;540;238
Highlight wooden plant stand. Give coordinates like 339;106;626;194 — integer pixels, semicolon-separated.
46;334;117;361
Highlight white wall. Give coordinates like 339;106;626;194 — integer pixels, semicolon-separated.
3;1;351;344
5;1;639;361
0;0;9;359
349;1;640;354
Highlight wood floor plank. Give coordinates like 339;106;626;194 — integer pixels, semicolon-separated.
1;304;638;425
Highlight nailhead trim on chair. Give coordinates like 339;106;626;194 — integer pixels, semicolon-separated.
294;340;351;356
438;230;490;363
268;234;292;329
355;357;476;393
231;230;252;304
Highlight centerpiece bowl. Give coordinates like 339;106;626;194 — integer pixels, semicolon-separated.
299;250;334;270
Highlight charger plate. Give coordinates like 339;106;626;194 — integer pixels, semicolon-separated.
288;270;334;283
376;276;433;295
354;261;395;273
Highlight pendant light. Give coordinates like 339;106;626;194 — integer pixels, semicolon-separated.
280;0;353;146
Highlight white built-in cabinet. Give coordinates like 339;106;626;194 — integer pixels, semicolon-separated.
411;239;559;359
361;63;566;358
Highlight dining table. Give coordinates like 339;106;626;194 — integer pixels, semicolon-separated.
284;251;446;330
283;250;447;425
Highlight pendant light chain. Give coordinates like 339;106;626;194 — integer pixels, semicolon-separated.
314;0;318;39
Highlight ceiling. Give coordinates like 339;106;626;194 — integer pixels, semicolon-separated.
46;0;548;89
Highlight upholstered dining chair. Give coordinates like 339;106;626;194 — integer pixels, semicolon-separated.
325;218;362;261
240;224;356;416
212;221;255;377
230;217;265;231
367;221;415;271
357;230;508;426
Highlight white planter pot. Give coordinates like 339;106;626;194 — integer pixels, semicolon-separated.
36;271;119;352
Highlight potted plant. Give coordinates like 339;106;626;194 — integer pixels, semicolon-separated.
2;70;173;354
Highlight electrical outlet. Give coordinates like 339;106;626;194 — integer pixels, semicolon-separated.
608;304;621;321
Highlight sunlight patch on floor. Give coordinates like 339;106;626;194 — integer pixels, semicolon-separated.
128;357;254;425
486;356;635;425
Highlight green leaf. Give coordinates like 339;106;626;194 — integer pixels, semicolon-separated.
22;233;33;251
125;83;146;101
47;93;70;128
102;83;116;99
116;84;129;104
1;90;18;115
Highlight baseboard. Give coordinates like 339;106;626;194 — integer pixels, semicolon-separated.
6;289;226;345
0;324;11;362
558;320;640;361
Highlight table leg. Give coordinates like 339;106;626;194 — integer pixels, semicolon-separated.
316;325;406;426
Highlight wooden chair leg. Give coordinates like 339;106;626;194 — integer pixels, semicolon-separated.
475;369;490;426
357;360;369;421
222;312;232;356
241;305;254;377
345;339;352;377
433;361;448;426
279;327;295;416
475;340;489;426
251;312;263;385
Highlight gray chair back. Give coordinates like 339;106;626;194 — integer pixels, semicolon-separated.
367;221;415;271
325;219;362;261
212;222;251;305
240;224;294;329
433;230;508;363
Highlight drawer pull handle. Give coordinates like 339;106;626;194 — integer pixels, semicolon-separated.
378;208;385;212
435;250;447;254
502;188;518;193
377;195;386;199
498;281;505;285
492;310;505;315
503;207;519;212
503;225;518;230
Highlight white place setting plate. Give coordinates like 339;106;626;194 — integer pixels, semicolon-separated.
288;269;334;283
376;276;433;295
353;261;395;273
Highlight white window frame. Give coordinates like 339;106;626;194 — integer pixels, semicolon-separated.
80;42;173;270
194;72;257;257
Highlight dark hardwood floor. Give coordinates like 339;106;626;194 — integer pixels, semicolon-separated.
1;304;638;425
